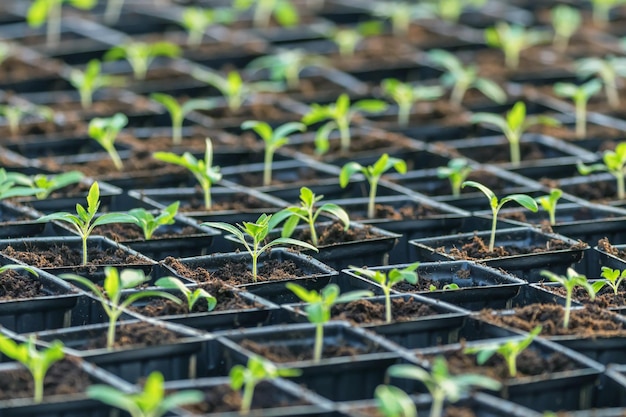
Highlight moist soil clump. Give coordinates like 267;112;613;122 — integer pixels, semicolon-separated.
1;245;147;268
83;322;180;350
94;222;202;242
445;235;586;260
597;237;626;259
296;221;384;247
0;269;52;300
330;298;439;325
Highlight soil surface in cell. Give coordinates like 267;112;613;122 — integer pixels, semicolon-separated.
350;202;443;221
94;222;202;241
2;245;147;268
443;235;586;260
83;322;180;350
0;269;54;300
330;298;439;325
538;282;626;309
295;221;387;246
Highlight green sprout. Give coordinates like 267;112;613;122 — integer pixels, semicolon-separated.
427;49;506;107
230;355;301;415
155;276;217;313
429;283;460;291
387;357;502;417
591;0;624;27
380;78;445;126
576;56;626;109
180;7;236;46
26;0;96;48
0;334;64;403
150;93;216;146
240;120;305;186
471;101;561;166
202;213;317;282
462;180;538;252
270;186;350;247
61;267;181;350
285;283;373;362
596;266;626;296
6;170;84;200
551;5;582;53
69;59;124;109
246;49;330;90
553;79;603;139
484;22;549;70
350;263;419;323
88;112;128;171
464;325;542;377
37;182;135;265
0;169;46;200
327;21;382;58
374;385;417;417
436;158;473;197
540;268;598;329
127;201;180;240
302;93;388;155
340;153;407;219
578;142;626;200
234;0;299;29
88;370;203;417
429;0;487;23
153;138;222;210
536;188;563;226
104;41;181;80
371;1;431;36
0;103;54;137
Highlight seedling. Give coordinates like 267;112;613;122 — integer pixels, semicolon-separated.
429;283;460;291
270;186;350;247
0;334;64;403
429;0;487;23
540;268;598;329
591;0;624;27
127;201;180;240
202;213;317;282
302;94;387;154
6;170;84;200
462;181;538;252
536;188;563;226
69;59;124;109
328;21;382;57
150;93;216;146
340;153;407;219
387;357;502;417
234;0;299;29
374;385;417;417
155;276;217;313
0;169;46;200
88;370;203;417
37;182;135;265
596;266;626;296
241;120;305;186
436;158;473;197
380;78;445;126
464;325;542;377
27;0;96;48
181;7;236;46
104;41;181;80
371;1;430;36
0;103;54;137
285;283;373;362
230;355;301;415
427;49;506;107
553;79;603;139
578;142;626;200
551;4;582;53
350;263;419;323
61;267;181;350
246;49;329;90
576;56;626;109
471;101;560;166
88;112;128;171
153;138;222;210
484;22;549;70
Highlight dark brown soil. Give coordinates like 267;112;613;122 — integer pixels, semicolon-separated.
93;222;202;242
295;221;386;247
294;131;412;158
563;180;618;202
0;269;51;300
83;322;180;350
349;405;479;417
597;237;626;259
451;141;551;164
351;202;443;221
538;282;626;309
175;192;276;212
1;245;147;268
197;100;297;124
330;297;438;325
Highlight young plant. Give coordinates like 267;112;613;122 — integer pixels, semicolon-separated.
150;93;216;146
576;56;626;109
153;138;222;210
285;283;373;362
380;78;445;126
69;59;124;109
202;213;318;282
180;7;236;46
127;201;180;240
436;158;473;197
6;170;84;200
553;79;603;139
536;188;563;226
0;103;54;137
104;41;181;80
246;49;329;90
88;112;128;170
471;101;560;166
462;181;538;252
240;120;305;186
61;267;182;350
374;385;417;417
597;266;626;296
551;4;582;53
484;22;549;70
36;182;135;265
327;21;382;58
387;357;502;417
88;370;203;417
234;0;299;29
540;268;598;329
577;142;626;200
464;325;542;377
302;93;388;155
371;1;431;36
270;186;350;247
350;263;419;323
426;49;506;107
229;355;301;415
429;0;487;23
340;153;407;219
0;169;46;200
0;334;65;403
155;276;217;313
429;283;460;291
26;0;96;48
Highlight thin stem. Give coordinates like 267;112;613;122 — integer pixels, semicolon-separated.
107;146;123;171
82;235;88;265
507;355;517;377
131;59;148;80
47;0;61;48
251;250;258;283
509;137;521;166
253;0;274;28
398;102;411;126
308;219;318;247
314;323;323;362
172;116;183;146
430;390;444;417
33;368;44;403
188;29;203;46
504;48;520;70
107;317;116;350
338;119;351;153
549;208;556;226
240;381;255;415
263;148;273;186
489;207;498;252
202;183;211;210
616;173;625;200
368;179;378;219
80;88;92;109
606;79;619;109
563;287;572;329
575;99;587;139
450;79;468;107
104;0;125;25
384;287;392;324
